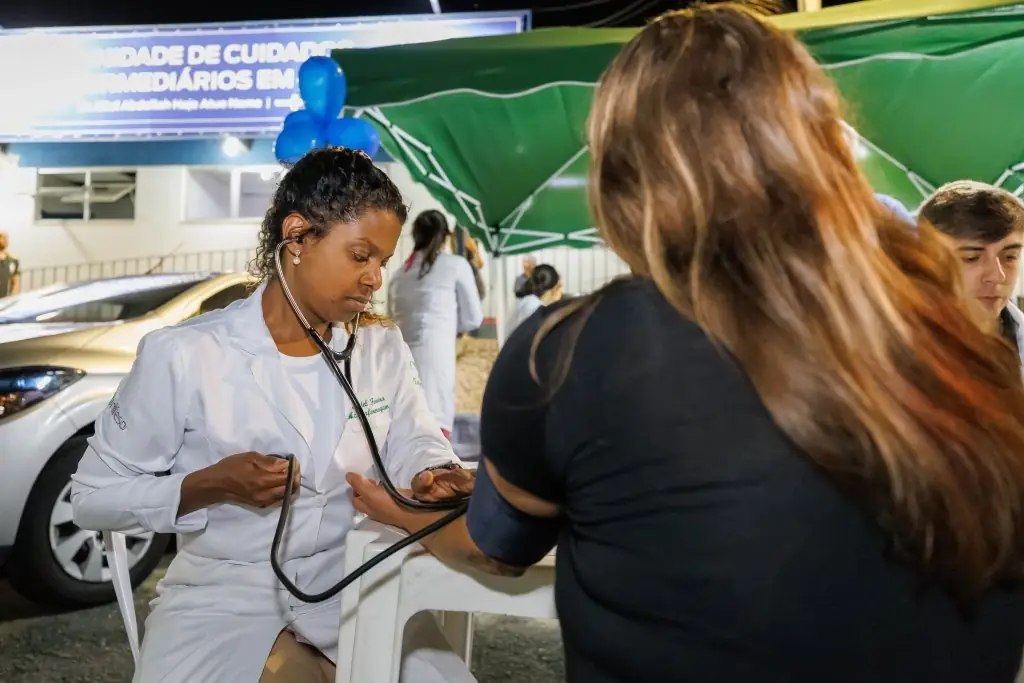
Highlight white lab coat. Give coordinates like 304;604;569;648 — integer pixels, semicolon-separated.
387;252;483;432
1008;303;1024;683
505;294;543;342
1006;302;1024;368
70;282;475;683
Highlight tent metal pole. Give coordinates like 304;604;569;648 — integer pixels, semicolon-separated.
496;255;510;350
491;225;509;349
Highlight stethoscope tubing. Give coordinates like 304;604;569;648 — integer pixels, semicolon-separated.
269;239;470;603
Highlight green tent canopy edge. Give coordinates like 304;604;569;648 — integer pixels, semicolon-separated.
329;0;1024;255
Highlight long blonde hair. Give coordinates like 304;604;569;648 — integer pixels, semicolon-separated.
536;5;1024;595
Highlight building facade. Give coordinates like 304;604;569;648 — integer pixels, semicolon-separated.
0;12;630;313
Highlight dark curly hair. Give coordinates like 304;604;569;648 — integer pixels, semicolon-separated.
411;209;450;278
250;147;408;283
919;180;1024;244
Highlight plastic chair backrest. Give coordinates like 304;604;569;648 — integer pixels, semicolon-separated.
102;530;140;665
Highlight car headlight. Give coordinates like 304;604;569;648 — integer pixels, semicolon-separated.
0;367;85;420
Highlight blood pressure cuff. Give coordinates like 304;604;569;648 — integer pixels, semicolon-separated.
465;462;561;568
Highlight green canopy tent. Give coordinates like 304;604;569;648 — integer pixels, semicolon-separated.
336;28;629;256
334;0;1024;258
784;0;1024;208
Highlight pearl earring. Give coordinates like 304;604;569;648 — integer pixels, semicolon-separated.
292;253;301;266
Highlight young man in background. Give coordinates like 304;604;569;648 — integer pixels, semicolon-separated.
918;180;1024;360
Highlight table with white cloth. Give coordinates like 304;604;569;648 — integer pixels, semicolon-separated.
335;518;557;683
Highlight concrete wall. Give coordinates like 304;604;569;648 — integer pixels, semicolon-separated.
1;159;428;267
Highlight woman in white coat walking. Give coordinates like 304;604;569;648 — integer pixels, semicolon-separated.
387;210;483;438
69;148;477;683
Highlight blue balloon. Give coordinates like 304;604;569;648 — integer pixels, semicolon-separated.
324;118;359;146
325;117;381;157
274;119;325;165
283;109;319;129
298;57;347;121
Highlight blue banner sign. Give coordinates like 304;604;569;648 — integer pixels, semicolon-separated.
0;13;528;141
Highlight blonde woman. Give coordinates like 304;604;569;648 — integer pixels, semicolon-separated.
352;7;1024;683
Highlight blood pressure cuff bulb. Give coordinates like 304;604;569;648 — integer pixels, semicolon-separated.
465;461;561;568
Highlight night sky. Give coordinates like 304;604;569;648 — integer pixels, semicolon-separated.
0;0;861;31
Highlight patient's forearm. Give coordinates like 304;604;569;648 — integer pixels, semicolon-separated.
404;513;526;578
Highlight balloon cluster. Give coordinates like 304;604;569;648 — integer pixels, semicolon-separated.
274;56;381;165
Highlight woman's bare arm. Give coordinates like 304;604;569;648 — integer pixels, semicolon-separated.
402;460;561;577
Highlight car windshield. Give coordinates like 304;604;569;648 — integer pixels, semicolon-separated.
0;274;213;324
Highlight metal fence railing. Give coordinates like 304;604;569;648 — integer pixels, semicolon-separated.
20;249;258;293
19;244;632;319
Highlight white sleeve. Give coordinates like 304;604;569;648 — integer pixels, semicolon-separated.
381;329;463;487
519;296;543;325
70;329;208;535
505;298;533;342
454;259;484;334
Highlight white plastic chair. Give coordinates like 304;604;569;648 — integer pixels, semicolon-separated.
106;516;502;682
103;530;141;666
337;520;556;683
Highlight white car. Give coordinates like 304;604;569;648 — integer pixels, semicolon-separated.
0;271;252;607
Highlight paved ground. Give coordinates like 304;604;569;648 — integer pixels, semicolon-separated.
0;560;565;683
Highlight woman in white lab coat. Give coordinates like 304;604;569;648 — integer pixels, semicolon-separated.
387;210;483;438
69;148;477;683
506;264;563;341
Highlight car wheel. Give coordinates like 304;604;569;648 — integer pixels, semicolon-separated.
6;435;171;608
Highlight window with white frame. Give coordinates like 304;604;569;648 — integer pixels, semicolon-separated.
36;169;137;221
185;166;282;221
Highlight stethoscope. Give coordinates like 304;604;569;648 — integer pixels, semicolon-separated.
269;238;470;603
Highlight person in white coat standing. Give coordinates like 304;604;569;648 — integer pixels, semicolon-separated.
69;148;478;683
387;210;483;438
506;264;563;341
918;180;1024;365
